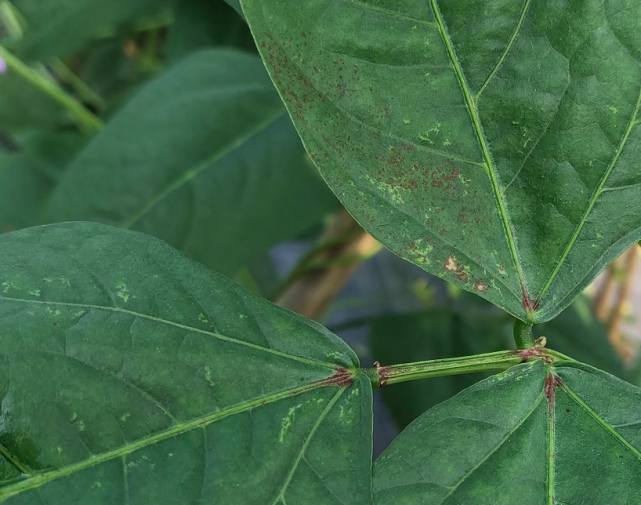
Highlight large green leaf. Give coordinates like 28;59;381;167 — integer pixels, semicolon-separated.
241;0;641;323
46;50;337;276
374;360;641;504
8;0;171;60
0;222;372;503
370;294;629;429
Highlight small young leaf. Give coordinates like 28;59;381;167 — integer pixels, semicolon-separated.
374;361;641;504
46;50;337;276
0;222;372;503
241;0;641;322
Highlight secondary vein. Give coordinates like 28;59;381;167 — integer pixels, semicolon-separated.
121;106;286;229
341;0;438;28
437;392;545;504
475;0;533;101
561;384;641;463
0;295;338;371
269;387;346;505
536;84;641;302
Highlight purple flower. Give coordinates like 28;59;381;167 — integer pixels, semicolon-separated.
0;56;6;74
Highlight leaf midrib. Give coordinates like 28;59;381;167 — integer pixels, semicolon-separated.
429;0;530;307
0;295;339;370
0;380;348;500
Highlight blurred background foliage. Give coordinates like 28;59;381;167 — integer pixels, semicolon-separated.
1;0;640;457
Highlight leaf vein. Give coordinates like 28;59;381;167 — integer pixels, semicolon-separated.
0;295;338;370
536;84;641;302
121;107;286;229
562;384;641;463
338;0;438;28
437;393;544;504
475;0;533;101
269;388;346;505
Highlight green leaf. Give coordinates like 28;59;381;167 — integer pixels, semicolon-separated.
241;0;641;322
166;0;255;63
370;294;630;429
9;0;171;60
374;360;641;504
46;50;337;276
0;152;58;232
0;222;372;503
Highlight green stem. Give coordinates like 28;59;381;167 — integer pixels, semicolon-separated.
0;1;24;40
0;46;104;132
364;349;571;388
513;319;535;349
51;59;105;111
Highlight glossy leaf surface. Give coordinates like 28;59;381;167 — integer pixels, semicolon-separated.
46;50;337;276
0;222;372;503
374;361;641;504
242;0;641;322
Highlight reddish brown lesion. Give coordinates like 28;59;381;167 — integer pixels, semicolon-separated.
512;337;554;364
545;373;563;412
373;361;391;388
317;367;354;388
522;287;540;312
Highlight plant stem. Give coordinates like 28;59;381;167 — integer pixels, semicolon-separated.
275;208;381;320
51;59;105;111
513;319;535;349
364;348;572;388
0;45;104;132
